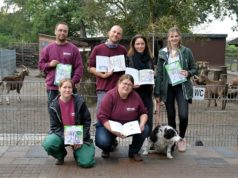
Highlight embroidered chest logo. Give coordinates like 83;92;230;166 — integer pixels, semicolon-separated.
63;52;72;56
126;107;135;111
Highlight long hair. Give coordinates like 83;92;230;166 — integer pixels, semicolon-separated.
167;26;182;51
127;34;153;59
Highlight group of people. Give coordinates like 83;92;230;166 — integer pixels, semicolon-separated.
38;22;197;167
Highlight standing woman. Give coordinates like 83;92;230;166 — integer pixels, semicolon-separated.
127;35;154;134
154;27;197;152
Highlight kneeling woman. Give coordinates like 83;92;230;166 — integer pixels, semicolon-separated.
95;74;149;161
42;79;95;167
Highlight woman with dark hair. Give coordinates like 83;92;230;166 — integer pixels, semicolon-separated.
127;34;155;134
95;74;149;161
154;27;197;152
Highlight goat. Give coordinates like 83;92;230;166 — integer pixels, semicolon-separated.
227;76;238;99
0;65;29;105
193;74;228;110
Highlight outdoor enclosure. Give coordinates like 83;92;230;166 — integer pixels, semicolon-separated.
0;69;238;147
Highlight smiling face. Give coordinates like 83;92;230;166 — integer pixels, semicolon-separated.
134;37;146;53
107;25;123;44
55;23;68;44
59;80;73;99
117;76;134;99
168;31;181;48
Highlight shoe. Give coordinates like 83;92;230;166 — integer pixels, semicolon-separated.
55;159;64;165
177;139;186;152
113;139;119;147
101;151;110;158
129;153;143;161
110;139;119;152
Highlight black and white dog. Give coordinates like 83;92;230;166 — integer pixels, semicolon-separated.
143;125;181;159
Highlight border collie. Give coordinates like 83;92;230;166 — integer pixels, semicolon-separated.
143;125;181;159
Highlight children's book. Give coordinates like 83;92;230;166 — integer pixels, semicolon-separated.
96;55;126;72
125;67;154;85
54;64;72;86
64;125;83;145
109;120;141;136
165;61;187;86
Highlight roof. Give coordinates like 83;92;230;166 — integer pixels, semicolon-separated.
228;37;238;45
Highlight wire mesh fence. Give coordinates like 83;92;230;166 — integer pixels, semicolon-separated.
0;78;238;147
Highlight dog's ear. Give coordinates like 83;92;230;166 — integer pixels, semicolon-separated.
164;128;175;139
150;125;159;142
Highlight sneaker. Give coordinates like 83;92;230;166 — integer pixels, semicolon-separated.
55;159;64;165
101;151;110;158
177;139;186;152
129;153;143;161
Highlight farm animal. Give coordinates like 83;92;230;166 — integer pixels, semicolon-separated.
0;65;29;105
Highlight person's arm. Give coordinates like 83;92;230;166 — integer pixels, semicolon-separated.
89;67;113;79
139;113;148;132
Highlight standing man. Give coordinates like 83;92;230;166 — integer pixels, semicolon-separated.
38;22;84;106
88;25;127;109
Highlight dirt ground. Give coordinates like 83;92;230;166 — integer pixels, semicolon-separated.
0;68;238;146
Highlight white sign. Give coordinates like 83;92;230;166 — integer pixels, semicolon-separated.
193;86;205;100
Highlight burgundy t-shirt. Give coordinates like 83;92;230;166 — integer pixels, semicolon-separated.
97;87;147;125
88;43;127;91
59;97;75;125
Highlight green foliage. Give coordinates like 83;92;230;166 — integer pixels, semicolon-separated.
226;45;238;56
0;0;237;42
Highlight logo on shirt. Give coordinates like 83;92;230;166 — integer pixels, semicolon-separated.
63;52;72;56
71;112;75;117
126;107;135;111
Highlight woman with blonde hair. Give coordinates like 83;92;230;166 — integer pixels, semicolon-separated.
154;27;197;152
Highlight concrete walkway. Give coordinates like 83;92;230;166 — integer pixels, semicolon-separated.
0;145;237;178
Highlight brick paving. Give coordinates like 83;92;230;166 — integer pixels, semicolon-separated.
0;145;237;178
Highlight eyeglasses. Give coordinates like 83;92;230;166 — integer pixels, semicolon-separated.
121;82;133;87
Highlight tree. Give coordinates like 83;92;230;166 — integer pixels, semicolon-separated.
0;0;237;42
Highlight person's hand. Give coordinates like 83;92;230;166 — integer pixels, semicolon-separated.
111;131;126;139
73;144;82;150
180;70;189;77
139;123;145;132
49;60;59;67
133;84;140;89
101;70;113;78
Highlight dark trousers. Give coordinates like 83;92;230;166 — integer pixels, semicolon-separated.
165;84;189;138
138;92;153;135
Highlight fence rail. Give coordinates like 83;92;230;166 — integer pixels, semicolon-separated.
0;80;238;147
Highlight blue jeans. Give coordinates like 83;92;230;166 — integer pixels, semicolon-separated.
165;84;189;138
95;122;149;156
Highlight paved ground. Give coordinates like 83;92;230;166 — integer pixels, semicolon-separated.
0;145;237;178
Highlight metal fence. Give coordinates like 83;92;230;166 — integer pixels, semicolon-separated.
0;79;238;147
0;48;16;78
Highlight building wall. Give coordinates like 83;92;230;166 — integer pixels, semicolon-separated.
39;34;227;67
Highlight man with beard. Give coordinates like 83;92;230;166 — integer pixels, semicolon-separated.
38;22;83;107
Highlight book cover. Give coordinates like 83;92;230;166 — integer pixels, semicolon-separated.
165;61;187;86
64;125;83;145
54;64;72;86
125;67;154;85
96;55;126;72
